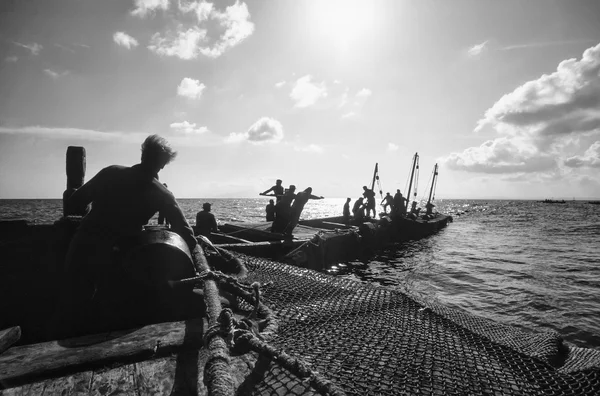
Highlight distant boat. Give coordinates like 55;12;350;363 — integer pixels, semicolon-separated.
540;199;566;204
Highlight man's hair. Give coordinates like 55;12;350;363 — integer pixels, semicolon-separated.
141;135;177;168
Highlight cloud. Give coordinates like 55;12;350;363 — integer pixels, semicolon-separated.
148;28;206;60
12;41;42;55
0;126;140;142
113;32;139;49
147;1;254;59
131;0;169;17
501;39;597;51
275;81;286;88
341;112;356;119
443;42;600;174
199;1;254;58
387;143;399;151
467;40;488;57
564;141;600;168
43;69;68;79
177;77;206;99
170;121;208;134
4;56;18;63
290;75;327;108
226;117;283;144
356;88;372;98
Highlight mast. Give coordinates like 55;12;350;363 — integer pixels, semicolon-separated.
405;153;418;213
371;163;378;191
427;163;438;205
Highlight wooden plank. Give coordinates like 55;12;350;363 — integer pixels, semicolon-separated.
0;381;46;396
41;370;93;396
0;327;21;355
89;364;136;396
134;356;179;395
0;319;203;387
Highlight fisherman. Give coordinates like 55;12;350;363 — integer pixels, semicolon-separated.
343;197;351;225
425;201;435;216
157;183;170;227
284;187;324;235
54;135;204;337
410;201;421;217
381;192;394;214
352;197;365;224
393;189;407;216
195;202;219;237
271;185;296;233
260;179;284;202
265;199;275;222
362;186;376;218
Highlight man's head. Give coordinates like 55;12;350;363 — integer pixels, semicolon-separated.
276;179;282;185
304;187;312;194
289;185;296;192
346;197;351;202
141;135;177;173
203;202;212;211
269;199;274;204
363;186;368;191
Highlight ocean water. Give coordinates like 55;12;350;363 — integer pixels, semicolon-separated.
1;198;599;350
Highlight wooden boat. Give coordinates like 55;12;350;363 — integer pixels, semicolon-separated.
541;199;566;203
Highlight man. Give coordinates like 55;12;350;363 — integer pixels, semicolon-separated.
393;189;407;216
342;197;351;225
381;192;394;214
425;201;435;216
362;186;376;218
265;199;275;222
352;197;365;223
56;135;201;337
196;202;219;237
260;179;284;202
272;185;296;233
284;187;324;235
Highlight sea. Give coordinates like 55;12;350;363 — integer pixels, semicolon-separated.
1;198;599;350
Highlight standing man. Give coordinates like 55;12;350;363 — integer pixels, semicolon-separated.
196;202;219;238
362;186;376;218
393;189;407;216
265;199;275;222
260;179;284;202
272;185;296;233
381;192;394;214
342;197;351;225
55;135;201;337
284;187;324;235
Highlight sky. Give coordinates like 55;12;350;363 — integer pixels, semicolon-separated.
1;0;600;200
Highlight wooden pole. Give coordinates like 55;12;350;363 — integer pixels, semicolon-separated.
63;146;86;217
370;163;378;191
427;163;438;205
405;153;418;214
0;326;21;356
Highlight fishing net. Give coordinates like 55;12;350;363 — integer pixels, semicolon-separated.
214;253;600;396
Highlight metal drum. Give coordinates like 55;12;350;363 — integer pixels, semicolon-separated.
121;229;196;290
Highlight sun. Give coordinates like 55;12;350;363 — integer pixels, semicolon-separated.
308;0;379;51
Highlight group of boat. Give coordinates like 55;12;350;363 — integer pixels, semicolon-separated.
207;152;452;270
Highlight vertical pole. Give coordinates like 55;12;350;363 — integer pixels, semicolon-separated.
405;153;417;214
63;146;86;217
427;164;438;205
370;163;378;191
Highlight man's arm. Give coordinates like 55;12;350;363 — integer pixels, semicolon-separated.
67;167;109;214
260;186;275;195
309;194;324;200
163;198;197;250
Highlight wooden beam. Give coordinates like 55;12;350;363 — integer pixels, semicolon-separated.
0;319;203;387
0;327;21;355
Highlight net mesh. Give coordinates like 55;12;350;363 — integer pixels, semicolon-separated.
229;253;600;396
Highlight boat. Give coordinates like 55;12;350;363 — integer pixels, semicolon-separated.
541;199;567;203
1;146;600;395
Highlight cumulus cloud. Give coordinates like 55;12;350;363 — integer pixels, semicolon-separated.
148;28;206;60
170;121;208;134
341;112;356;119
275;81;286;88
113;32;139;49
12;41;42;55
564;141;600;168
226;117;283;144
290;75;327;108
356;88;372;98
131;0;169;17
294;144;324;153
467;40;488;57
387;143;399;151
147;1;254;59
44;69;68;79
177;77;206;99
443;42;600;175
